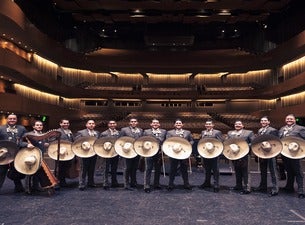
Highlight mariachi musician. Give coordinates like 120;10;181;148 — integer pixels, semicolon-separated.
120;117;143;189
279;114;305;198
100;120;121;189
23;120;49;194
56;119;75;188
75;119;100;191
142;119;167;193
227;120;254;194
253;116;280;197
166;119;194;191
0;113;29;193
199;120;223;192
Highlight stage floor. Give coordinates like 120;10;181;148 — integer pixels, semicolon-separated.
1;161;305;225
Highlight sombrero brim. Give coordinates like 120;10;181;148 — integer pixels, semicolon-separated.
281;136;305;159
162;137;192;160
72;136;97;158
197;138;223;159
0;141;18;165
114;136;137;159
134;136;159;157
94;137;118;158
14;147;42;175
251;134;282;159
223;138;249;160
48;140;75;161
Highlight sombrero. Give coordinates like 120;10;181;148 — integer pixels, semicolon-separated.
47;140;75;161
162;137;192;160
281;136;305;159
197;138;224;159
94;137;118;158
251;134;282;159
134;136;159;157
72;136;97;158
14;147;42;175
223;138;249;160
114;136;137;159
0;140;18;165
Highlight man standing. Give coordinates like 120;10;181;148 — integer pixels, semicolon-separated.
0;113;29;192
279;114;305;198
120;118;143;190
143;119;167;193
75;120;100;191
227;120;254;194
199;120;223;192
100;120;121;189
166;119;194;191
23;120;49;193
56;119;75;187
254;116;279;197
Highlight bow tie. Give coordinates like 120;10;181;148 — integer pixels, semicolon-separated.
152;129;161;134
110;129;119;136
6;126;17;134
203;130;213;136
131;128;140;133
175;130;184;135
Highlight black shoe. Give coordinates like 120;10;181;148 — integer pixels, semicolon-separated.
130;184;137;188
60;181;69;188
103;185;110;190
240;190;251;195
281;187;294;193
167;185;174;191
184;184;192;190
124;187;134;191
269;191;278;197
14;186;25;193
154;185;162;190
298;193;305;199
111;182;120;188
87;183;97;188
32;187;44;193
214;187;220;193
253;187;267;193
144;188;151;193
232;186;242;191
199;183;211;189
79;187;85;191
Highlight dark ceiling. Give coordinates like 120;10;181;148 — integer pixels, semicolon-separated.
14;0;305;55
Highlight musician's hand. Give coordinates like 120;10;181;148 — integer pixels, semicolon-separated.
27;143;35;149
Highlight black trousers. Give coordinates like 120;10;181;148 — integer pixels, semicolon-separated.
232;155;250;191
168;158;189;187
124;155;140;188
0;164;24;191
106;155;119;184
58;160;72;183
282;156;304;194
79;155;97;187
203;157;219;188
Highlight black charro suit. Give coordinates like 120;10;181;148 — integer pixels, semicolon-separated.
227;129;254;192
199;129;223;190
57;128;75;186
120;126;143;188
279;124;305;195
143;128;167;190
0;124;28;192
256;126;279;194
75;129;100;189
100;128;121;187
166;129;194;189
